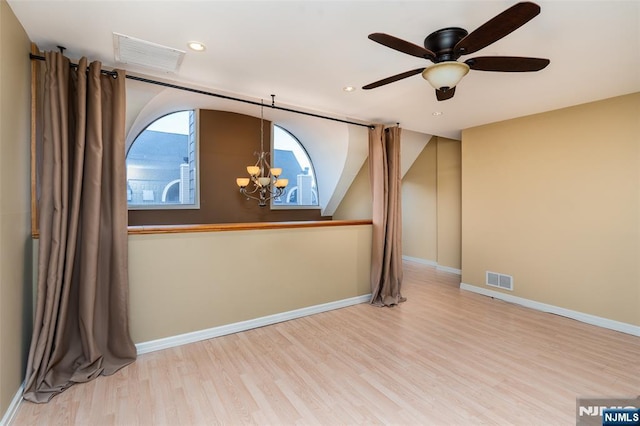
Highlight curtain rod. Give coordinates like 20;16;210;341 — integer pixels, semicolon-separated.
29;53;374;130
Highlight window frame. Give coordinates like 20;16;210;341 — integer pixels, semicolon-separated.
126;109;200;211
270;124;320;210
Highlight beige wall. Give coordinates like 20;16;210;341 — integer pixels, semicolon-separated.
436;138;462;270
0;0;33;417
334;134;462;270
332;161;372;221
128;225;372;343
332;128;432;223
401;137;461;270
462;93;640;326
402;140;437;262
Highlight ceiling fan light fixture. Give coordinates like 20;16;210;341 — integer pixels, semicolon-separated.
421;61;470;91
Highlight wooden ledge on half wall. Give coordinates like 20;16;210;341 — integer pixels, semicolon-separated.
31;220;372;238
126;219;373;235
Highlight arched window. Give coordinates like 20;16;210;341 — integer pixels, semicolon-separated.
272;125;318;207
126;110;198;209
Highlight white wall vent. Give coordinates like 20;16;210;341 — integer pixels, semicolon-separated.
486;271;513;291
113;33;185;73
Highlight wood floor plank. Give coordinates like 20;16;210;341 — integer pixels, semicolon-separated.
11;261;640;425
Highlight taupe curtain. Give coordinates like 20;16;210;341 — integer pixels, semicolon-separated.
24;52;136;403
369;125;405;306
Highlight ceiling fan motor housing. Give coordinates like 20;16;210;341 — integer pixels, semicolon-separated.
424;27;468;62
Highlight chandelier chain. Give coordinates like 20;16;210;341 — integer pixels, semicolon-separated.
235;97;288;207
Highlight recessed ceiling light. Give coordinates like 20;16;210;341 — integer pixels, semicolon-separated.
432;111;443;116
343;86;356;92
187;41;206;52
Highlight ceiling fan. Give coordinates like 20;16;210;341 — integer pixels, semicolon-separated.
362;1;550;101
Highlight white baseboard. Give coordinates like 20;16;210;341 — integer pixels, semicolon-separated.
402;255;437;267
460;283;640;337
402;255;461;275
0;382;24;426
436;265;462;275
136;294;372;355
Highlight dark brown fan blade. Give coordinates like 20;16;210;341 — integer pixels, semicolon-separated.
465;56;549;72
455;2;541;56
362;68;426;90
368;33;436;60
436;87;456;101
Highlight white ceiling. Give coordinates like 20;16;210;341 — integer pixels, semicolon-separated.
8;0;640;139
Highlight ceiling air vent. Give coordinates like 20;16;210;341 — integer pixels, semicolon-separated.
113;33;185;73
486;271;513;291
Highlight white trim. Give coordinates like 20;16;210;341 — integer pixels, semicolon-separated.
136;294;371;355
402;255;437;268
0;382;24;426
402;256;461;275
436;265;462;275
460;283;640;337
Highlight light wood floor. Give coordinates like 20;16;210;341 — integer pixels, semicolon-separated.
11;261;640;425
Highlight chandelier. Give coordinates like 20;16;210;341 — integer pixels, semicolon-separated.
236;100;288;207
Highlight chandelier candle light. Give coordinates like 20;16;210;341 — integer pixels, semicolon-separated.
236;99;288;207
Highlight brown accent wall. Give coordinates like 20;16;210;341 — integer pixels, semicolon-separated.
128;110;328;225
